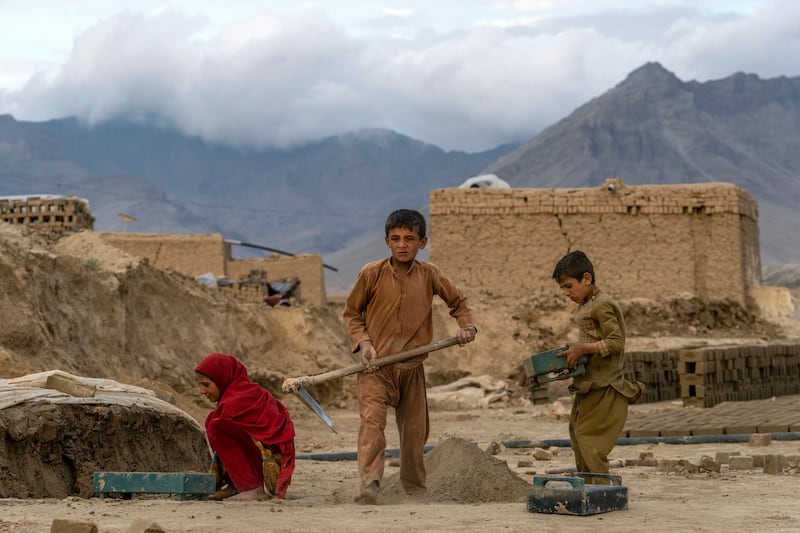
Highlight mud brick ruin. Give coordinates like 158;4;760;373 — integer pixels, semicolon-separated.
0;195;94;231
429;178;760;306
96;232;327;307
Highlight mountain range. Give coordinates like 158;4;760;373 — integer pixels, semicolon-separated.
487;62;800;269
1;62;799;293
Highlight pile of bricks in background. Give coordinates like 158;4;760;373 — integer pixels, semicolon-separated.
677;344;800;407
623;394;800;437
529;383;549;405
622;350;681;404
535;343;800;409
623;343;800;408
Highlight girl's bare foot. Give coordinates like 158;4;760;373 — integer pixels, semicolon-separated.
225;486;269;501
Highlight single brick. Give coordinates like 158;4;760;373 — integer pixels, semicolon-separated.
729;456;754;470
763;455;785;475
532;448;553;461
748;434;772;447
700;456;721;473
50;518;98;533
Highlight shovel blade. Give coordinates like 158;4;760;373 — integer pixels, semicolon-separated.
296;387;337;433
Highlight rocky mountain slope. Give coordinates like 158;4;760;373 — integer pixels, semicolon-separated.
0;115;510;255
485;62;800;265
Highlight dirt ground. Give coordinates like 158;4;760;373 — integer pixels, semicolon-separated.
1;224;800;532
2;404;800;532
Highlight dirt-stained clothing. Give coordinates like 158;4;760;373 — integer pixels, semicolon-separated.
568;287;643;476
344;258;474;493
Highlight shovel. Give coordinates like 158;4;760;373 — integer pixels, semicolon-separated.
282;334;474;433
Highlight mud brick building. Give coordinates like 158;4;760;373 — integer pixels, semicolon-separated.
0;195;94;231
97;232;327;307
429;178;761;307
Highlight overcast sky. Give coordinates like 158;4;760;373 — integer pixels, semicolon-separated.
1;0;797;151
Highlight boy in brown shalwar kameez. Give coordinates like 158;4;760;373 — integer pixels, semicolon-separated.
344;209;476;504
552;251;644;482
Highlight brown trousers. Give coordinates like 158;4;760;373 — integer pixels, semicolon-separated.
357;363;429;494
569;385;629;478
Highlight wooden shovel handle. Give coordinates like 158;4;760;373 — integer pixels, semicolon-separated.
282;335;472;392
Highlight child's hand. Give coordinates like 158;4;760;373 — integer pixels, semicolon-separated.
457;326;477;345
562;344;586;369
358;340;378;371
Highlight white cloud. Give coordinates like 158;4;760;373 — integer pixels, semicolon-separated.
0;1;796;151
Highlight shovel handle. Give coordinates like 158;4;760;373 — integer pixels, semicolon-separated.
282;335;472;392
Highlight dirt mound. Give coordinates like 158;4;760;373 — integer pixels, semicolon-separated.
621;297;781;338
0;402;210;498
53;229;142;272
0;224;355;414
380;437;530;503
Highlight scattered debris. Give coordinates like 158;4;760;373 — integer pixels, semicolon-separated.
427;375;513;409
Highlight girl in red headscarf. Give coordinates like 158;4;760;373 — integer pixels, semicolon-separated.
195;352;296;501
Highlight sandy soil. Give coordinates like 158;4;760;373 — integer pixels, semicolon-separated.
2;403;800;532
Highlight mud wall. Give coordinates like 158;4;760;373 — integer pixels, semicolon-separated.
97;232;228;277
429;179;761;306
97;232;326;306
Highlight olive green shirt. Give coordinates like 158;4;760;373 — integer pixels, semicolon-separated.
570;287;639;399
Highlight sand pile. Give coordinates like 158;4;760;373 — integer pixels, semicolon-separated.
53;229;142;273
380;437;530;504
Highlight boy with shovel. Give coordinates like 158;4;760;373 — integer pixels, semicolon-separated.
343;209;477;504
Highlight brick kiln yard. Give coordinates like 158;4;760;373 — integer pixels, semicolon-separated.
0;223;799;532
2;402;800;533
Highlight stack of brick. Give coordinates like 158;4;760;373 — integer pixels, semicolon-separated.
0;195;94;231
220;269;270;303
623;350;681;404
529;384;550;405
678;344;800;407
623;393;800;437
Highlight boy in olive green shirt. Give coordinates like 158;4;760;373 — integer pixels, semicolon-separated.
553;251;643;479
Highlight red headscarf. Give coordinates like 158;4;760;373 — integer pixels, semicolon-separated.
195;352;295;445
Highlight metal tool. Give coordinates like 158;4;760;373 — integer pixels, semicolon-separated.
521;346;588;388
282;335;474;432
527;473;628;515
295;387;337;433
